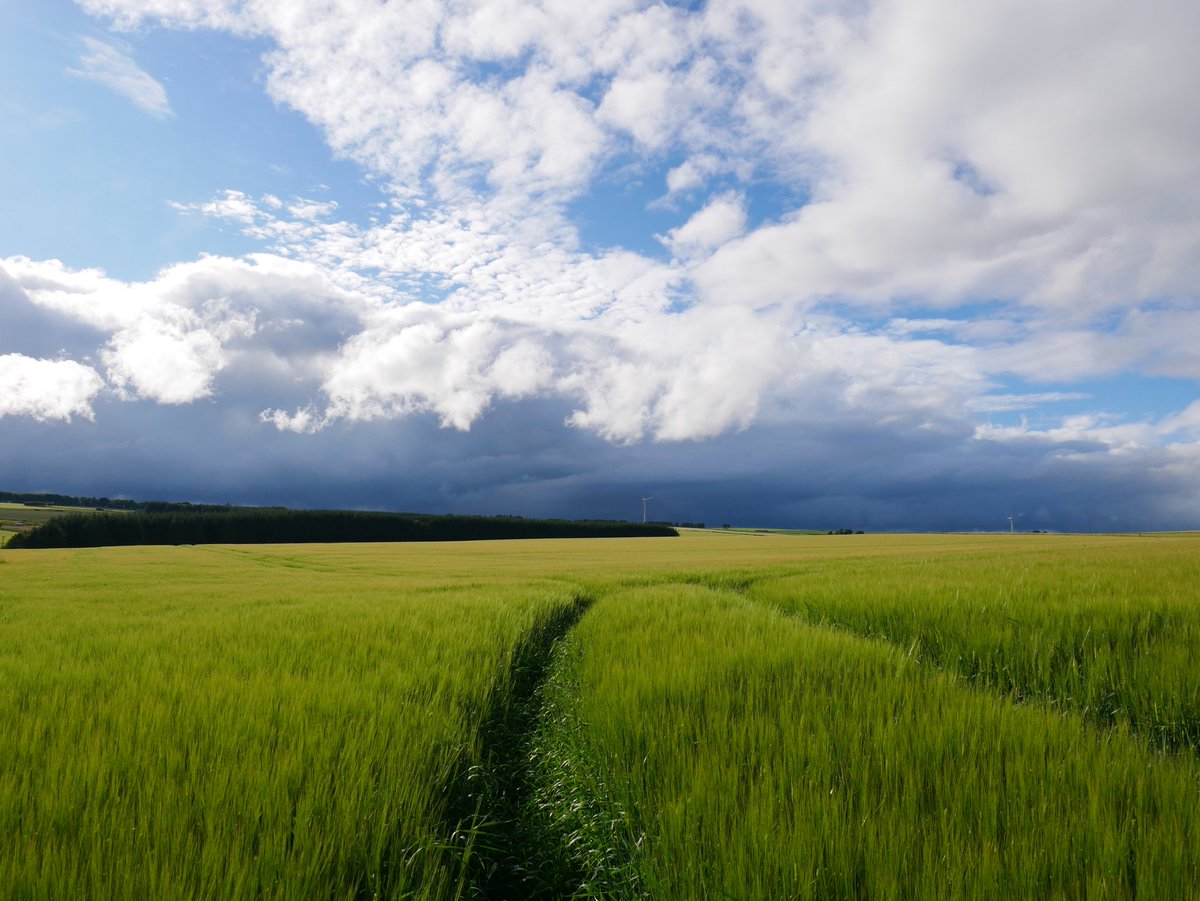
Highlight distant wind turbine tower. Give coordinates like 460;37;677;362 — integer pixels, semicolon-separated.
642;496;653;524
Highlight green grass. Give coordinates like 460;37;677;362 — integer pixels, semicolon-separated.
745;537;1200;752
0;544;580;899
3;532;1200;898
534;583;1200;898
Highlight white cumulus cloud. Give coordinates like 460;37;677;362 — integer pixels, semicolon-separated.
663;194;747;260
0;354;105;422
33;0;1198;464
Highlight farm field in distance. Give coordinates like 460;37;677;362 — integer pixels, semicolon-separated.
2;531;1198;898
0;501;114;546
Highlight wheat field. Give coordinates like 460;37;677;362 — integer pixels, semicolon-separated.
2;532;1197;898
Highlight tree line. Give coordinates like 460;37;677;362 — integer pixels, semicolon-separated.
5;509;678;549
0;490;143;510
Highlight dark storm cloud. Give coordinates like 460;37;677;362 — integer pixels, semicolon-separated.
3;391;1197;533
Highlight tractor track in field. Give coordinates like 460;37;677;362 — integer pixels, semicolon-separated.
453;594;595;900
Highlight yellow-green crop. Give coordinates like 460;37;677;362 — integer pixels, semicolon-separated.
0;543;580;899
3;532;1199;898
535;582;1200;898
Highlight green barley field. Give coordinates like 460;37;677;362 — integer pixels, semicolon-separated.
2;532;1198;898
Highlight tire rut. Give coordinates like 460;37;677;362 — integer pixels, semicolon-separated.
453;595;595;900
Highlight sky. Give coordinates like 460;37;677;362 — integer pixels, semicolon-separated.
2;0;1199;532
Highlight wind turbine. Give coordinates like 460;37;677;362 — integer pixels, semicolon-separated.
1007;512;1023;533
641;496;653;524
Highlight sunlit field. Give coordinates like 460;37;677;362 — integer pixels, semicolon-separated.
0;501;85;537
2;532;1198;898
0;501;114;548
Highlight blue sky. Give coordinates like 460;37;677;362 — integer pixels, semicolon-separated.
2;0;1199;531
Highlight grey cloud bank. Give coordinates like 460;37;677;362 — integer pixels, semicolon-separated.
1;392;1194;533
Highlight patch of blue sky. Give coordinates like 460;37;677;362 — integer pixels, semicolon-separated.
662;287;696;315
1048;374;1197;421
0;4;385;280
568;148;806;259
969;374;1090;429
860;301;1199;425
976;373;1197;428
460;55;537;89
146;30;384;206
742;176;807;228
573;72;612;109
566;162;680;258
949;159;996;197
825;297;1014;333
